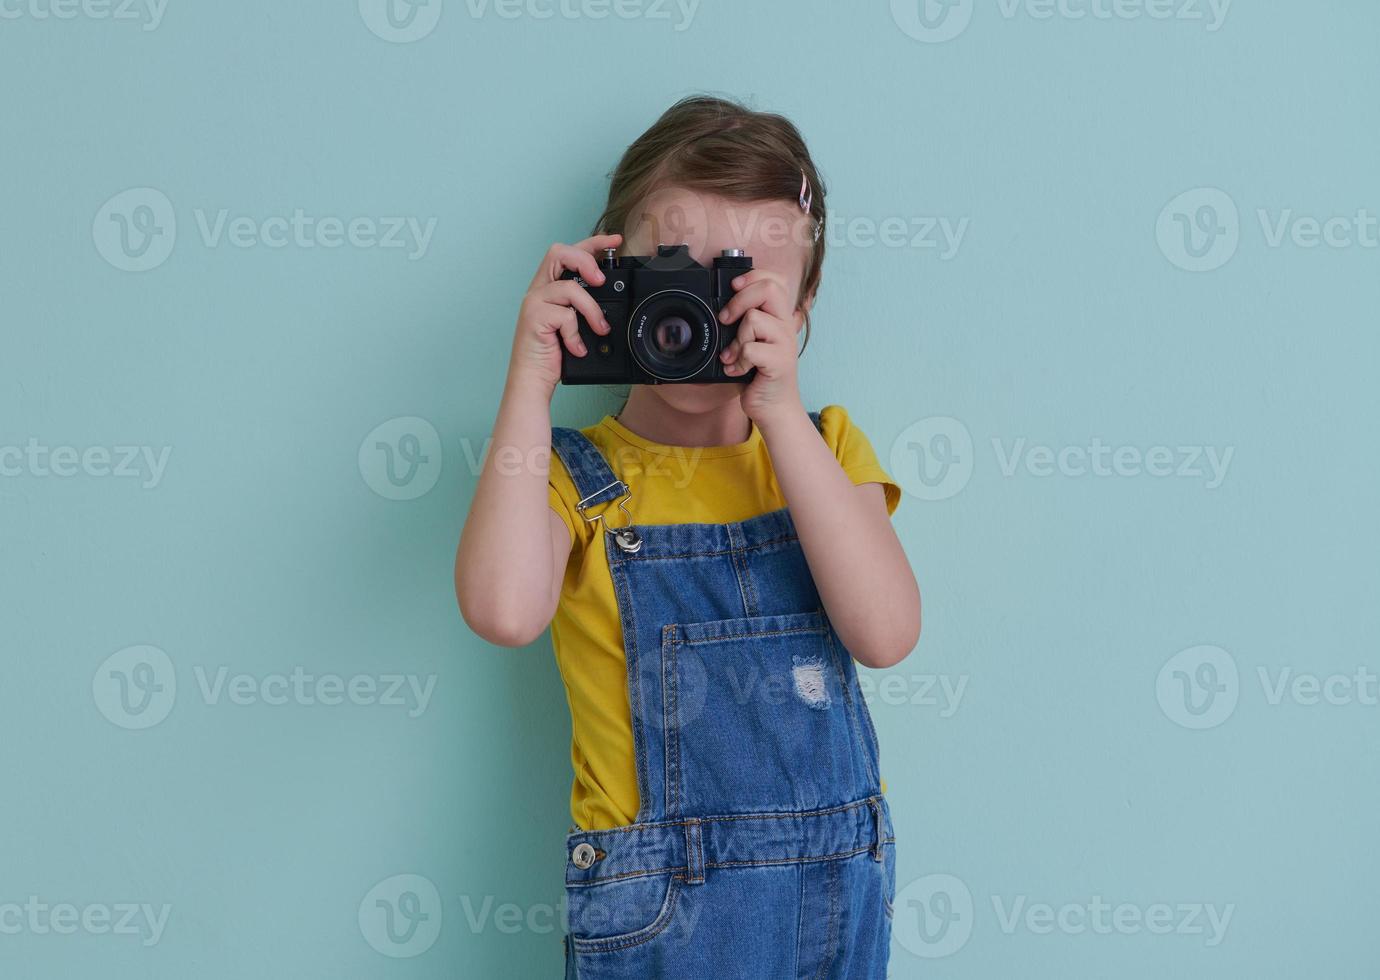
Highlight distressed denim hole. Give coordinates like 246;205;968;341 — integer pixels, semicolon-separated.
791;656;831;710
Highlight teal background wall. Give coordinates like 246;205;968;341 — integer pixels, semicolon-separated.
3;1;1377;977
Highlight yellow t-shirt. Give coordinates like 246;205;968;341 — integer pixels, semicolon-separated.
547;405;901;831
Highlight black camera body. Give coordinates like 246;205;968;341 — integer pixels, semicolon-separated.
560;244;755;385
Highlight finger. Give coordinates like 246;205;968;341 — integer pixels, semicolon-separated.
532;244;603;289
718;277;794;325
548;305;586;357
539;280;611;335
571;232;623;254
724;270;794;319
720;310;787;364
531;237;621;289
723;340;780;376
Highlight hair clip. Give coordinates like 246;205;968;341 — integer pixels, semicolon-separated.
798;171;813;215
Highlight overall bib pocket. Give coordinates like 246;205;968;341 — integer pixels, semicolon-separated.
661;610;873;814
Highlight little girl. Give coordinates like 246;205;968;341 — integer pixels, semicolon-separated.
456;96;920;979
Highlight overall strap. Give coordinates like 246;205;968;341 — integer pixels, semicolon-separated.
807;410;824;434
551;427;628;512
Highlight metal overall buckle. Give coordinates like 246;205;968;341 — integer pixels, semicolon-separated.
576;481;642;554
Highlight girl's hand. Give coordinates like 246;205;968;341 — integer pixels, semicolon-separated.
507;233;623;395
716;269;806;427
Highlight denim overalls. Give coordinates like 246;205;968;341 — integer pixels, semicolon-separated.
553;414;896;979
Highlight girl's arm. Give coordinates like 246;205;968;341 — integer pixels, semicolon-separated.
717;269;921;669
454;235;622;647
759;411;920;669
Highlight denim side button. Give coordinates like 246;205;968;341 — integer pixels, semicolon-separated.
571;842;597;870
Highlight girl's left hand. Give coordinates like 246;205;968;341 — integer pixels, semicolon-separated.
716;269;806;426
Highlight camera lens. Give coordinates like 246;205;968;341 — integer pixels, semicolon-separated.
628;291;718;381
653;315;693;356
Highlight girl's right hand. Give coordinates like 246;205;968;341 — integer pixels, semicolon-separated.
507;233;623;394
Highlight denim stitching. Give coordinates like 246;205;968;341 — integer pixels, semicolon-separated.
810;858;841;980
567;797;876;838
662;625;681;820
567;839;900;886
682;625;827;645
610;534;800;563
569;878;682;954
610;552;651;825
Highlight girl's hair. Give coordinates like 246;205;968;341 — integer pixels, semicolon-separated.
594;95;827;351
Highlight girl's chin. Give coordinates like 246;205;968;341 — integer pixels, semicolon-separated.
649;383;742;412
